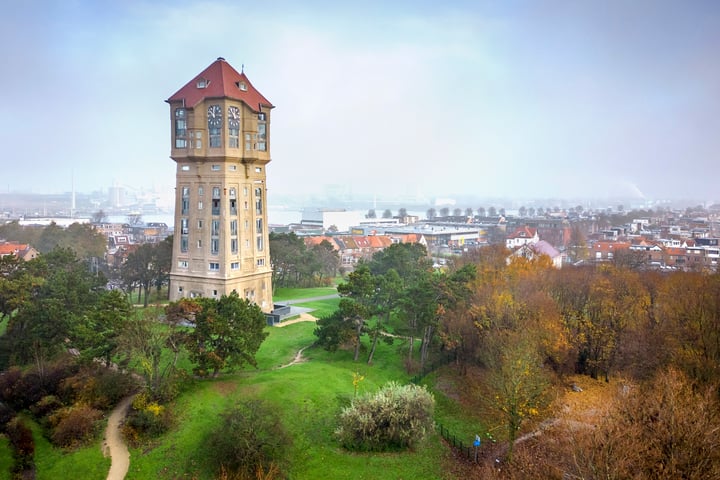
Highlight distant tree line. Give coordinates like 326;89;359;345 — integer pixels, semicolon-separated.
269;232;341;290
0;220;106;260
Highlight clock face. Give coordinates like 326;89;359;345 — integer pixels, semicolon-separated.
207;105;222;128
228;106;240;128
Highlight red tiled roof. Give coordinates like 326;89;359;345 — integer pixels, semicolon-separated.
507;226;537;239
0;242;28;256
167;57;273;111
593;241;631;252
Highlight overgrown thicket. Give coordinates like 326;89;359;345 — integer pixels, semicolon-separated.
336;382;435;451
0;360;137;447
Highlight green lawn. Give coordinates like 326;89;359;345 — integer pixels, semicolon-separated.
22;416;110;480
291;297;341;319
273;286;338;302
125;321;456;479
0;435;11;479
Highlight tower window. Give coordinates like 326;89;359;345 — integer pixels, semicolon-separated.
212;187;221;215
180;235;188;253
231;238;238;254
254;188;263;215
209;262;220;271
211;239;219;254
175;109;187;148
211;165;221;171
181;187;190;215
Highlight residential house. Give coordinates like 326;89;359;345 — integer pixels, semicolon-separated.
592;241;631;262
505;226;539;249
508;240;562;269
0;242;39;261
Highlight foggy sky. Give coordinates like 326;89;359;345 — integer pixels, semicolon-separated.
1;0;719;203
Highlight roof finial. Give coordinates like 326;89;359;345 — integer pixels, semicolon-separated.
241;63;244;73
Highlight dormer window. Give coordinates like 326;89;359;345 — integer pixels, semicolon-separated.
237;81;247;91
197;77;209;88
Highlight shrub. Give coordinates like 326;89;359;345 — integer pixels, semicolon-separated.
0;368;23;402
30;395;63;419
49;404;103;448
41;358;80;398
122;393;173;444
60;367;138;410
206;400;291;479
6;417;35;476
0;368;43;410
0;401;15;433
335;382;435;451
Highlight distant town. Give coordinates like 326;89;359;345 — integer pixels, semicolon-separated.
2;187;719;273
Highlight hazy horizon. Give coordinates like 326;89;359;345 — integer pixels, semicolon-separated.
2;1;719;203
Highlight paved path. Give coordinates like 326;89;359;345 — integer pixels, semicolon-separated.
104;394;135;480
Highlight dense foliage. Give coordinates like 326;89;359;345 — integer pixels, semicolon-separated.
335;382;435;451
269;232;340;289
184;292;269;376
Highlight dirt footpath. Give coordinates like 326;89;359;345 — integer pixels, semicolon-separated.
104;394;135;480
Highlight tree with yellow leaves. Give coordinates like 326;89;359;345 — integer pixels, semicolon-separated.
483;334;550;463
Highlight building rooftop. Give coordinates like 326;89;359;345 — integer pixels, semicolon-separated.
166;57;273;112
